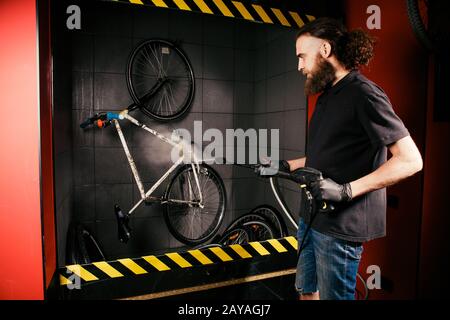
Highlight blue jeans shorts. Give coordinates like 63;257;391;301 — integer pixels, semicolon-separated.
295;219;364;300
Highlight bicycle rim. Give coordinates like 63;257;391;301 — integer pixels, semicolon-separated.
219;227;250;246
250;205;287;238
242;220;274;242
164;164;226;245
127;39;195;121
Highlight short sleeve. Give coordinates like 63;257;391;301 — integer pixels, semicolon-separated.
357;90;410;147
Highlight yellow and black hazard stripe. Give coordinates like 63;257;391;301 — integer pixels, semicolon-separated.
109;0;315;28
59;236;298;287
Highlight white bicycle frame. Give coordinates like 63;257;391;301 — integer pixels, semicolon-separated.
113;110;204;216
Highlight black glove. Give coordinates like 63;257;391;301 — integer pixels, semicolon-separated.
310;178;352;202
258;159;290;176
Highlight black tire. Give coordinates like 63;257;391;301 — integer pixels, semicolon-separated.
218;227;250;246
164;164;226;246
249;205;287;238
66;224;106;265
127;39;195;121
225;207;286;240
241;220;275;242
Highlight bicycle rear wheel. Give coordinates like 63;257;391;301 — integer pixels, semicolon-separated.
127;39;195;121
164;164;226;246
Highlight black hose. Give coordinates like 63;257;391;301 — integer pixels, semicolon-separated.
406;0;435;52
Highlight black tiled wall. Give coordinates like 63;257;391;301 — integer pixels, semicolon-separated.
52;0;306;263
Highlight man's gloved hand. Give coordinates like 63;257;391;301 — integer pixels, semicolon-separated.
310;178;352;202
257;159;290;176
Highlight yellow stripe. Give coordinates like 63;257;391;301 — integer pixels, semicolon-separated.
271;8;291;27
166;252;193;268
306;15;316;22
150;0;169;8
289;11;305;28
59;275;72;285
285;236;298;250
118;258;148;275
129;0;144;4
267;239;288;253
173;0;191;11
252;4;273;24
193;0;213;14
188;249;214;265
250;242;270;256
66;265;98;281
143;255;171;271
93;261;124;278
209;246;233;262
212;0;234;17
231;1;255;21
229;244;252;258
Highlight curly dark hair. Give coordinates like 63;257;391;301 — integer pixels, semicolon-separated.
297;17;375;70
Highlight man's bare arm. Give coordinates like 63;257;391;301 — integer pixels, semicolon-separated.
287;157;307;171
350;136;423;198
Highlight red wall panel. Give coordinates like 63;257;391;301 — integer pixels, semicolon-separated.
0;0;44;299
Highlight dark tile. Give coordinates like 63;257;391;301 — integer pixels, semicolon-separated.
234;82;253;114
95;184;133;221
93;73;134;111
130;217;170;255
285;32;299;72
54;104;73;154
234;49;253;82
87;2;133;37
232;177;265;211
203;15;234;47
267;37;286;77
71;34;93;72
54;151;73;210
234;20;257;49
169;10;203;44
202;113;234;146
254;47;266;81
133;6;169;39
203;79;234;113
72;71;92;110
73;147;94;186
181;43;203;80
267;74;285;112
203;46;234;80
72;109;94;147
73;185;96;222
284;109;306;152
94;36;132;74
285;70;306;110
131;144;175;183
254;80;266;114
94;147;133;184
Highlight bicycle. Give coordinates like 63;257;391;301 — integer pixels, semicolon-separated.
81;110;226;246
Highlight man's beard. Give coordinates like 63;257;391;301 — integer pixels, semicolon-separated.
304;55;336;96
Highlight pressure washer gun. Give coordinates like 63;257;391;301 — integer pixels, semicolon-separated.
272;166;335;214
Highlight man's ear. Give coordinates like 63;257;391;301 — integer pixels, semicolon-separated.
319;41;332;58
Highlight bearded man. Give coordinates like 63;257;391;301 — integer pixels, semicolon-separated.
274;18;423;300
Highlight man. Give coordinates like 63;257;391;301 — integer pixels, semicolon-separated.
277;18;423;300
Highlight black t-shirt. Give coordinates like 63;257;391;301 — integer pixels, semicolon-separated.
303;70;410;242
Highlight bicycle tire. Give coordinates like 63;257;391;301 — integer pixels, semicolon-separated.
218;227;250;246
225;210;283;240
127;39;195;121
163;164;226;246
241;220;275;242
66;224;106;265
250;205;287;238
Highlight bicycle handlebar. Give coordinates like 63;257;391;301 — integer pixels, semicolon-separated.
80;112;124;129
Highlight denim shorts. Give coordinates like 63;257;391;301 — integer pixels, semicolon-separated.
295;218;364;300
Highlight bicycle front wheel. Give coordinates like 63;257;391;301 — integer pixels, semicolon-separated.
127;39;195;121
164;164;226;245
